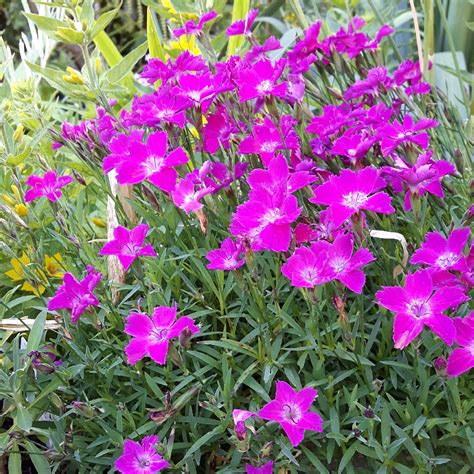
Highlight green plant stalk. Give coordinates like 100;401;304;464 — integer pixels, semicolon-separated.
435;0;471;116
423;0;435;86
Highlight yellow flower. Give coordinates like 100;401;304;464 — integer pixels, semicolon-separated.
92;217;107;228
161;0;176;14
165;35;201;55
15;204;28;217
5;253;46;296
44;253;64;278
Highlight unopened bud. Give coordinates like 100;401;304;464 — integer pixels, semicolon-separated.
13;124;24;142
179;328;193;348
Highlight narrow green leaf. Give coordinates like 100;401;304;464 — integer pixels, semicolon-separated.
105;41;148;84
93;31;123;66
16;404;33;431
23;13;67;32
90;8;120;40
8;442;22;474
23;439;52;474
147;7;166;60
26;311;46;353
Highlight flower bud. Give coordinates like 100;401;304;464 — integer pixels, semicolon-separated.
364;407;375;419
15;204;28;217
179;327;194;348
13;124;24;142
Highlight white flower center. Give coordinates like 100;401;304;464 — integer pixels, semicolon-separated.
301;266;319;284
260;141;280;153
261;208;281;224
406;299;431;319
436;252;459;269
257;79;273;94
144;154;164;174
282;403;302;424
151;327;169;342
347;149;357;157
122;243;141;256
330;257;348;274
342;191;368;209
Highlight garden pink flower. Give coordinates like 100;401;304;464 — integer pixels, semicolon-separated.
287;21;321;73
382;151;455;210
232;409;255;440
124;305;199;365
344;67;392;100
174;73;216;112
103;130;144;174
226;8;259;36
246;461;273;474
172;172;214;214
294;222;317;244
245;36;282;62
411;227;470;272
258;380;323;447
309;167;395;228
237;59;287;102
99;224;157;271
172;10;217;37
306;104;353;139
206;237;246;270
376;269;468;349
115;435;169;474
48;266;101;323
114;130;188;191
377;115;438;156
330;130;377;164
24;170;73;202
230;188;301;252
202;106;238;153
447;313;474;377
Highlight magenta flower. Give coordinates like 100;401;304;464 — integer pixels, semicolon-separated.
103;130;144;174
48;266;101;323
258;380;323;447
172;169;214;214
124;305;199;365
330;130;377;165
309;167;395;228
99;224;157;271
115;435;169;474
376;269;468;349
246;461;273;474
226;8;259;36
174;73;216;112
114;131;188;191
202;106;238;154
206;238;246;271
382;151;455;210
233;409;256;440
239;115;299;166
24;170;73;202
230;188;301;252
344;67;392;100
172;10;217;37
237;59;287;102
411;228;470;272
447;313;474;377
245;36;282;62
377;115;438;156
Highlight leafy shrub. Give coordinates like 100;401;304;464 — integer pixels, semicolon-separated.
0;1;472;473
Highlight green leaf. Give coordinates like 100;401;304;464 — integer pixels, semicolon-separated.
23;13;67;32
8;442;22;474
227;0;250;57
55;27;85;44
26;311;46;353
105;41;148;84
90;7;120;40
338;442;358;474
16;404;33;431
147;7;166;60
23;439;52;474
94;31;123;66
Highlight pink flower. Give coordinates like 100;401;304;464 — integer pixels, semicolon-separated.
206;237;246;270
377;115;438;156
330;129;377;165
202;106;238;154
246;461;273;474
115;435;169;473
237;59;287;102
114;131;188;191
172;10;217;37
103;130;144;174
411;228;470;272
376;269;468;349
258;380;323;447
25;170;73;202
99;224;157;271
382;151;455;210
309;167;395;228
282;234;374;293
124;305;199;365
174;73;216;112
230;188;301;252
232;409;255;440
344;67;392;100
172;166;215;214
447;313;474;377
226;8;259;36
48;266;101;323
245;36;282;62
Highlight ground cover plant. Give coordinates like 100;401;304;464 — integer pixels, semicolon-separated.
0;1;473;473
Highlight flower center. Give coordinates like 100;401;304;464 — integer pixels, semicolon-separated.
144;154;164;174
406;298;431;319
347;149;357;157
435;252;459;269
224;256;238;268
122;243;142;256
330;257;348;274
342;191;368;209
152;327;169;342
301;266;319;284
282;403;302;424
257;80;274;94
260;141;280;153
261;208;281;224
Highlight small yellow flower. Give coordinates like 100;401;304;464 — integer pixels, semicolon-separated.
15;204;28;217
5;253;46;296
165;35;201;55
92;217;107;228
44;253;64;278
